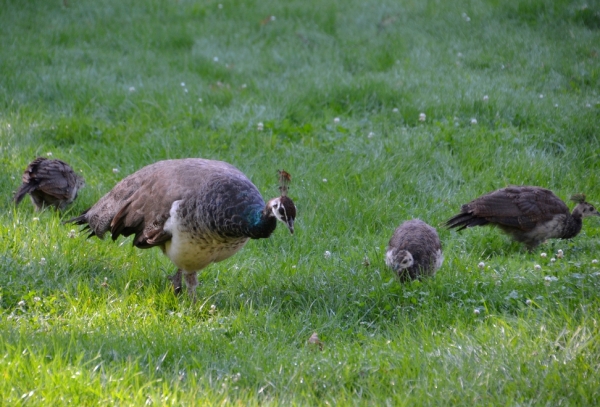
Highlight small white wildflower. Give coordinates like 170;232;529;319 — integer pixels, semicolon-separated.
180;82;185;87
129;86;136;92
257;122;264;131
11;176;15;180
462;13;471;22
270;16;276;21
213;56;219;62
586;103;591;108
470;118;477;125
534;264;541;271
367;132;375;138
555;104;559;108
457;52;463;58
540;252;547;258
592;259;599;264
483;95;489;102
473;308;480;315
322;178;327;182
40;258;47;265
209;304;217;315
292;265;296;269
478;261;485;269
112;168;119;174
18;300;26;307
392;108;399;113
218;3;223;9
526;299;532;306
333;117;340;124
198;98;203;102
557;249;564;258
46;152;53;157
418;113;426;122
68;229;76;239
33;217;39;221
544;276;552;282
184;88;188;93
550;258;556;263
324;251;332;259
34;297;41;303
241;84;247;89
539;94;544;99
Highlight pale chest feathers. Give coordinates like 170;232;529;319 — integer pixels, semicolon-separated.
519;214;569;241
163;200;249;272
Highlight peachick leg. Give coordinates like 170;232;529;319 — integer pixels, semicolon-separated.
183;271;198;301
168;269;183;295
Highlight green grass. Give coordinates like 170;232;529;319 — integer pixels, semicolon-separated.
1;0;600;404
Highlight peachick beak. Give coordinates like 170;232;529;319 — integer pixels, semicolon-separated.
287;219;295;234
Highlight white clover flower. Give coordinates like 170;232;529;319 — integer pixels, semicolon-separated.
540;253;547;258
40;258;47;265
33;217;39;221
322;178;327;182
198;98;203;102
18;300;26;307
257;122;264;131
586;103;591;108
544;276;552;282
554;104;559;108
112;168;119;174
218;3;223;9
68;229;76;239
34;297;41;302
483;95;489;102
557;249;564;258
129;86;136;92
333;117;340;124
418;113;426;122
180;82;185;87
367;132;375;138
184;88;188;93
478;261;485;269
213;56;219;62
534;264;541;271
392;108;399;113
470;118;477;125
241;84;247;89
473;308;480;315
324;251;332;259
46;152;53;157
550;258;556;263
592;259;599;264
526;299;532;305
462;12;471;22
539;94;544;99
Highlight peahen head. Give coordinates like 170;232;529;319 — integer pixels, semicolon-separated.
267;196;296;234
264;169;296;234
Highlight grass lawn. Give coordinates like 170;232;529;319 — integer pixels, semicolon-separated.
1;0;600;404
